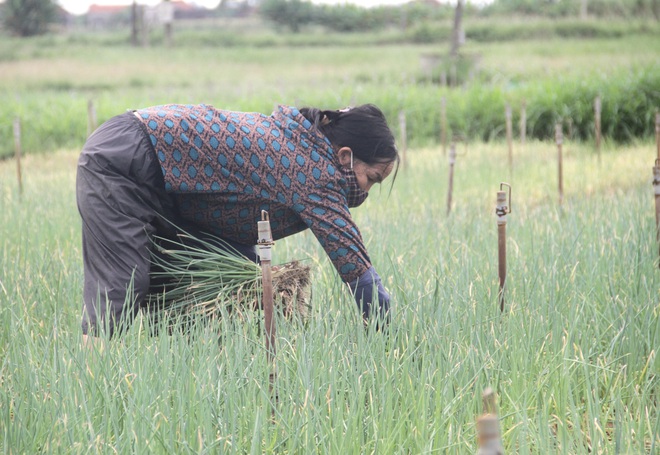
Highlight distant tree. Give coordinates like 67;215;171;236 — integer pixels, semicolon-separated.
260;0;315;33
1;0;56;36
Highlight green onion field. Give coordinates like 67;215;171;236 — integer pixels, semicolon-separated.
1;17;659;453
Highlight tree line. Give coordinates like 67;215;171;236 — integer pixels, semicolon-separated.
1;0;659;37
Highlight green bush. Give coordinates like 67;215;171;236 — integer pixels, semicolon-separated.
3;64;658;161
407;23;450;44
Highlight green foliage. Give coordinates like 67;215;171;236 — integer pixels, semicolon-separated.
587;0;660;19
407;22;451;44
0;20;659;160
1;139;658;453
1;63;658;159
317;4;378;32
516;67;660;142
482;0;660;19
484;0;579;17
465;19;632;42
258;0;453;33
259;0;316;33
1;0;56;37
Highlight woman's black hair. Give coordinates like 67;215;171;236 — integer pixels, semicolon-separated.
300;104;399;170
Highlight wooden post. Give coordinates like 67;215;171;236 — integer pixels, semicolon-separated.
257;211;276;362
594;96;601;163
441;96;448;156
653;161;660;267
13;117;23;197
398;110;407;169
476;387;505;455
131;0;139;46
505;103;513;173
162;0;174;48
580;0;588;20
496;183;510;313
449;0;464;58
140;5;149;48
87;100;97;137
447;142;456;215
520;100;526;150
164;22;173;48
655;111;660;161
449;62;457;87
556;123;564;206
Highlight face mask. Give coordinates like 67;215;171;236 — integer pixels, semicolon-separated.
341;152;369;208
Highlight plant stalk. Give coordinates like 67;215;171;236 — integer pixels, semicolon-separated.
447;142;456;215
653;162;660;268
556;123;564;206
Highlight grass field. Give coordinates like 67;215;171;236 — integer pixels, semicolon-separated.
1;138;658;453
1;19;659;454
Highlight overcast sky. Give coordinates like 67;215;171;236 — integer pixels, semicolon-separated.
56;0;488;16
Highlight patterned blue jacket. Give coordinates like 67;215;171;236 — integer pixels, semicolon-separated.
135;104;371;283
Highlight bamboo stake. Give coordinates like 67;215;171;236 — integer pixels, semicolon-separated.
441;96;448;156
447;142;456;215
13;117;23;197
398;110;407;169
653;161;660;267
655;111;660;161
87;100;97;137
450;62;457;87
476;387;505;455
140;5;149;47
594;96;602;163
505;103;513;173
556;123;564;206
163;0;173;48
520;100;526;150
131;0;138;46
496;183;510;312
257;211;276;362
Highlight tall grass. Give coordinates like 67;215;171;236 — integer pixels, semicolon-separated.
1;138;657;452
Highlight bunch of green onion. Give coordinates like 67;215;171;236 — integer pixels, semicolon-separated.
148;233;311;322
149;234;262;318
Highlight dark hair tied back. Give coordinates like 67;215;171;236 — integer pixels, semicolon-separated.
300;104;399;168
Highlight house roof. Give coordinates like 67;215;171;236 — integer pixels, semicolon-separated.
87;4;131;15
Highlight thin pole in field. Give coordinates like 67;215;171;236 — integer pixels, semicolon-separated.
13;116;23;197
446;142;456;215
398;110;407;169
496;183;510;313
520;100;526;150
655;110;660;160
505;103;513;173
476;387;505;455
130;0;138;46
653;161;660;267
556;123;564;206
140;5;149;47
441;96;448;156
594;96;602;164
87;100;97;137
257;211;276;364
163;0;174;48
